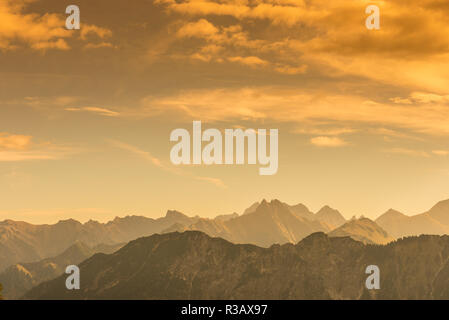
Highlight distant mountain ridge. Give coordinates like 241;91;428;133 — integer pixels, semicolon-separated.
329;218;394;244
24;231;449;300
2;197;449;274
163;199;333;247
0;242;123;299
315;205;346;229
376;199;449;238
0;211;199;271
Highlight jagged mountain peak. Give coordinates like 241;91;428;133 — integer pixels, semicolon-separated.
165;210;188;219
315;205;346;229
253;199;291;215
242;201;260;215
329;217;393;244
316;205;338;214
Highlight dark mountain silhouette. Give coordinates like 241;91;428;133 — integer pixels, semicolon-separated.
0;242;123;299
0;211;199;271
24;231;449;300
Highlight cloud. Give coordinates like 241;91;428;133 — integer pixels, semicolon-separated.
177;19;219;38
227;56;268;67
432;150;449;156
384;148;430;158
174;19;300;73
0;133;32;150
195;176;227;188
0;0;113;51
410;92;449;104
274;64;308;75
310;136;347;147
391;92;449;105
31;38;70;50
390;97;412;105
79;25;112;41
65;107;120;117
15;96;119;118
109;140;163;168
154;0;449;92
0;132;80;162
159;0;449;57
84;42;115;49
0;144;78;162
370;128;424;141
139;87;449;136
0;150;65;161
0;0;70;50
15;97;121;118
293;127;356;136
109;139;226;188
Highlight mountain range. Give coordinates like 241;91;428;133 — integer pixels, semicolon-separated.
329;218;393;244
24;231;449;300
3;198;449;274
3;197;449;298
162;199;341;247
0;210;198;271
0;242;123;299
375;199;449;238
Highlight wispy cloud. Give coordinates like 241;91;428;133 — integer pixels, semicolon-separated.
227;56;268;67
371;128;424;141
0;150;65;161
109;139;227;188
109;140;163;167
195;176;227;188
384;148;430;158
65;107;120;117
139;87;449;136
11;96;121;118
294;127;356;136
0;132;80;162
310;136;347;147
0;132;32;150
432;150;449;156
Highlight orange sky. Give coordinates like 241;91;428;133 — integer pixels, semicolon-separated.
1;0;449;223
